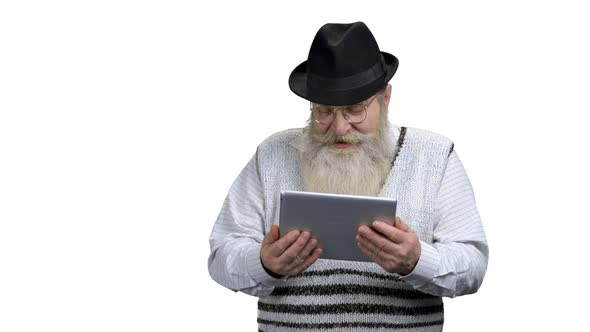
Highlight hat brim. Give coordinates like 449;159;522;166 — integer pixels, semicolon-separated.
288;52;399;106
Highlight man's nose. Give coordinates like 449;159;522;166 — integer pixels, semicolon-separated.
330;110;351;136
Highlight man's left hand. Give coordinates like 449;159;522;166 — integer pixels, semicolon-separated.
356;217;421;275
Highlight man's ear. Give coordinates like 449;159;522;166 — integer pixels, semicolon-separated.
383;84;392;107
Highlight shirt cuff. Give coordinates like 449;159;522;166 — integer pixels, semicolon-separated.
400;240;440;287
246;243;287;286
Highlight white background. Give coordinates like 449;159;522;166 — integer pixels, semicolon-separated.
1;0;589;330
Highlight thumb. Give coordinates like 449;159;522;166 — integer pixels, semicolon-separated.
394;217;412;232
262;224;280;245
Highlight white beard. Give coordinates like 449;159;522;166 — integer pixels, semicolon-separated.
299;117;394;197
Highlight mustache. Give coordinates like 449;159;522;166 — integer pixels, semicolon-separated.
311;130;367;145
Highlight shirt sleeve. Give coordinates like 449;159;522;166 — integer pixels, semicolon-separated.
400;150;489;298
208;150;285;297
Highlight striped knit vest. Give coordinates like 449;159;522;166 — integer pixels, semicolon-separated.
256;127;453;332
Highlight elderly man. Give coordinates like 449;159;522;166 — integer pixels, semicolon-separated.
208;22;488;331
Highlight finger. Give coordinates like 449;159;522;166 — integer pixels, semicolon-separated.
298;236;319;261
262;224;280;246
356;226;399;259
268;230;300;257
279;231;311;265
356;232;382;259
371;220;405;244
394;217;412;232
357;224;398;244
357;238;378;261
288;247;322;276
357;224;384;238
357;225;392;252
272;224;280;238
286;236;320;270
356;237;391;268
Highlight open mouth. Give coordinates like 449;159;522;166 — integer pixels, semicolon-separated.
334;142;354;148
334;136;359;144
332;137;359;149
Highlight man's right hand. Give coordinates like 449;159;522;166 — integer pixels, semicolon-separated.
260;224;322;277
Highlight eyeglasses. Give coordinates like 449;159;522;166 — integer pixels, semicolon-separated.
310;95;378;125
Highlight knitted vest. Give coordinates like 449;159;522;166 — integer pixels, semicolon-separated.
256;127;453;332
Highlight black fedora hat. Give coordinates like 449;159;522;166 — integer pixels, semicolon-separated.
289;22;399;106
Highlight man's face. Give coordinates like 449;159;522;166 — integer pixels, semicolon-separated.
300;84;394;197
311;84;392;150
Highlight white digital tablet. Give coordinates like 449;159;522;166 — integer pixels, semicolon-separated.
279;190;397;262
